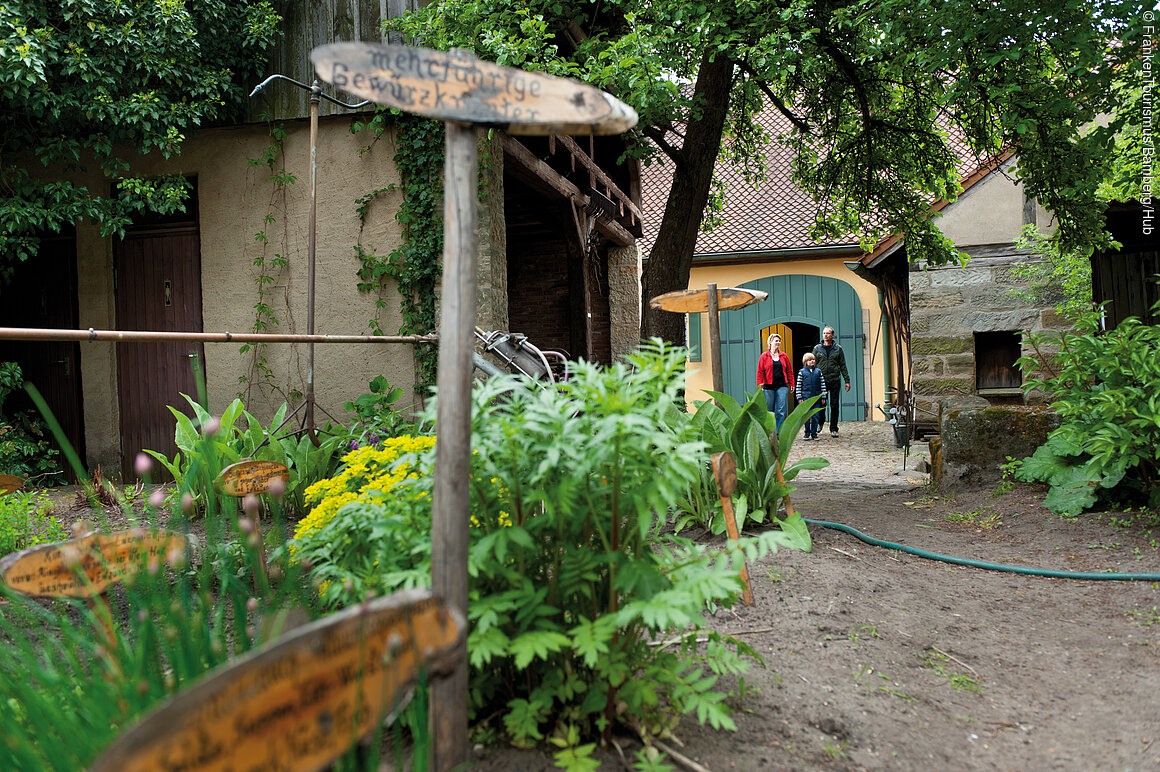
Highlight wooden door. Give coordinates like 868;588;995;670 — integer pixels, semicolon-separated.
0;234;86;472
114;230;205;479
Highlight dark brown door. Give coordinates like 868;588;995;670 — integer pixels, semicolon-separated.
114;229;205;479
0;234;86;474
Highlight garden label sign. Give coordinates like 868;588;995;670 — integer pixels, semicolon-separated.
215;459;290;496
312;41;638;770
0;529;189;599
311;43;638;135
89;589;465;772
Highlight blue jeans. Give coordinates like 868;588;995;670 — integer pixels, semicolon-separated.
804;413;820;438
764;386;788;434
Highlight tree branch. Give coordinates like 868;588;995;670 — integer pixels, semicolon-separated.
734;61;813;135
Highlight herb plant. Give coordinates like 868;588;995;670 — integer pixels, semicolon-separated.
288;342;811;765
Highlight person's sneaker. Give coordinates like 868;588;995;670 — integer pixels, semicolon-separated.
830;430;839;437
803;435;812;441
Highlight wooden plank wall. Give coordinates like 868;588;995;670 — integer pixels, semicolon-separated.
249;0;422;121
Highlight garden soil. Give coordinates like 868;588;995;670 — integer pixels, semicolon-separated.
41;423;1160;772
474;423;1160;772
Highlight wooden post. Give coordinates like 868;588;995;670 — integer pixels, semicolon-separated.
310;42;639;764
706;283;723;396
430;120;479;772
711;452;753;605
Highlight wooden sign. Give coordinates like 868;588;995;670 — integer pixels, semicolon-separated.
650;287;768;314
0;474;23;494
311;43;638;136
0;529;189;599
215;459;290;496
89;589;465;772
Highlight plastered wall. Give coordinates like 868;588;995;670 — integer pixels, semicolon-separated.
686;259;887;420
69;115;415;472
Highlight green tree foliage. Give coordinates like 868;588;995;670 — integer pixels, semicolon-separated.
390;0;1141;341
0;0;281;274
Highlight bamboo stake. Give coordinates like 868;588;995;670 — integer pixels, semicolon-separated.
711;452;753;605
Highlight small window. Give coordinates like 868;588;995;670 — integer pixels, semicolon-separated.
974;331;1022;391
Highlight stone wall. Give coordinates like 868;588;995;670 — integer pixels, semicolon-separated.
933;396;1061;488
909;247;1068;420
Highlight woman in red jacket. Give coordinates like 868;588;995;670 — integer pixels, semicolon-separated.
756;332;794;434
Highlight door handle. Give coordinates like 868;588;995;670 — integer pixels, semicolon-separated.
55;359;70;376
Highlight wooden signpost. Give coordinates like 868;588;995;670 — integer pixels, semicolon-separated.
311;43;637;135
650;284;768;397
215;459;290;497
89;589;465;772
312;42;638;771
711;452;754;605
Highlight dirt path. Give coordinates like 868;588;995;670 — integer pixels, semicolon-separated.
478;424;1160;771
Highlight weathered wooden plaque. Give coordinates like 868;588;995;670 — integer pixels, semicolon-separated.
89;589;465;772
0;529;189;599
650;287;769;314
215;459;290;496
0;473;24;494
312;43;638;136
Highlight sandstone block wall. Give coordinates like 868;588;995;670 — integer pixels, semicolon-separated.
909;250;1062;420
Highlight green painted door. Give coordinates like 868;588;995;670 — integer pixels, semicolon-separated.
717;275;866;421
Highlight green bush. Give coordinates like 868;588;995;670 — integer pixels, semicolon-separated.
0;489;68;555
289;342;811;765
1012;304;1160;515
0;363;62;484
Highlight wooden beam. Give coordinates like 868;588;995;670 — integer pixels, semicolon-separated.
555;135;644;222
502;134;585;201
502;135;635;247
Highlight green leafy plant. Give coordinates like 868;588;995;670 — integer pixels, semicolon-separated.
670;388;826;535
923;650;983;693
1;0;281;272
1011;302;1160;515
239;123;298;404
289;342;812;763
342;375;423;447
352;112;445;394
0;489;68;555
0;433;323;772
0;363;62;484
144;394;347;516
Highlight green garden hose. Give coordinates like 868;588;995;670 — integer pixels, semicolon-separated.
803;518;1160;582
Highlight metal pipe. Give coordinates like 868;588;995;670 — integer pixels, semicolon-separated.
306;81;320;441
0;327;437;344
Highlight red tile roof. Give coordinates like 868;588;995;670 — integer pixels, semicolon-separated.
638;104;1000;259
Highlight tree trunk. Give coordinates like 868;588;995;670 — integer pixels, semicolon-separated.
640;52;734;344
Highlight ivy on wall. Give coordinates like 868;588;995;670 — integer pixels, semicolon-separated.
352;111;445;396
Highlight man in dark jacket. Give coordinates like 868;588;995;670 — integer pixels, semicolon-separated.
812;326;850;437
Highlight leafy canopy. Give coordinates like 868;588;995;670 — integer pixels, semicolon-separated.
0;0;281;274
391;0;1141;296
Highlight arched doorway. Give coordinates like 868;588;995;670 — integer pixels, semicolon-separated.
720;274;866;421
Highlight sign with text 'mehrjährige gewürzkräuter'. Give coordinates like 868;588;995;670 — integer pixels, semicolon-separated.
311;43;638;136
